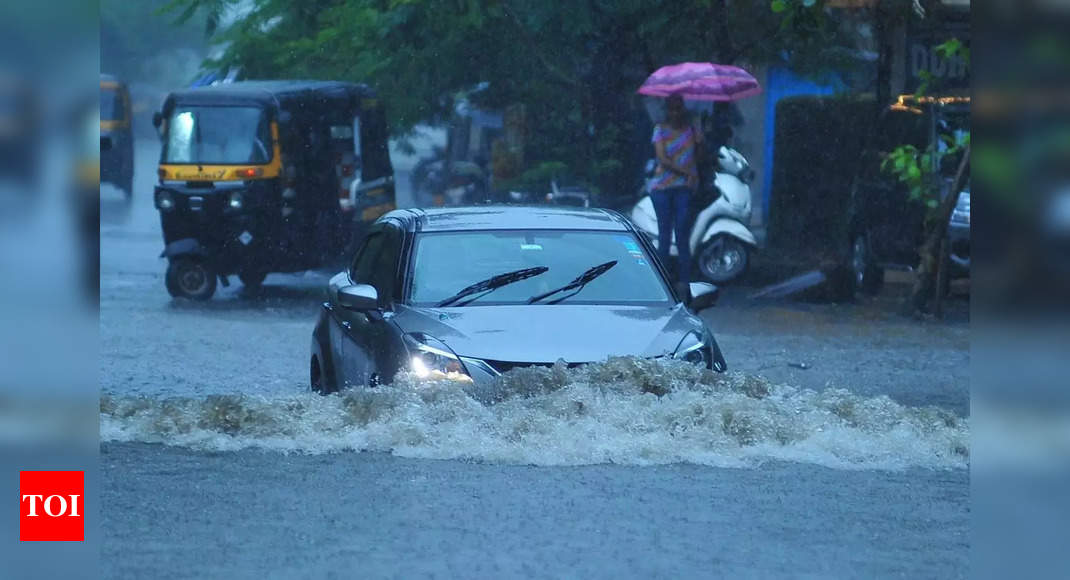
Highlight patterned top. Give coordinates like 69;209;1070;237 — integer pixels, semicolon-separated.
650;123;699;191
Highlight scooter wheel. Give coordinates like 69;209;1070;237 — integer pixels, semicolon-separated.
697;236;749;284
165;257;217;300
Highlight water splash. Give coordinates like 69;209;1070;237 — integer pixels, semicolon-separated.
100;357;968;470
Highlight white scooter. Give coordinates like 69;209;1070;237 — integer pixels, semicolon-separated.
630;146;757;284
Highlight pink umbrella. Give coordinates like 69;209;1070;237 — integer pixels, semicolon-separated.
637;62;761;102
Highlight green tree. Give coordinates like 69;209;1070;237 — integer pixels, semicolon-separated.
102;0;209;83
163;0;857;199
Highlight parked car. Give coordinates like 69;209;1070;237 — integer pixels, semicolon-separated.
310;206;726;398
844;100;970;296
411;158;489;206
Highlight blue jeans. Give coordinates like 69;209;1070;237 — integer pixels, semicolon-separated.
651;186;693;283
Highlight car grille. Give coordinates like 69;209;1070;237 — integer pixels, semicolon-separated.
483;359;586;375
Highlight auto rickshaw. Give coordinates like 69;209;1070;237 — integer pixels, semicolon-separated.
151;80;396;300
100;74;133;197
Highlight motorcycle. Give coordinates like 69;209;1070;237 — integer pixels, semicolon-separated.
507;179;593;207
630;146;757;284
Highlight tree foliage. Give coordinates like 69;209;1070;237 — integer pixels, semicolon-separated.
882;38;970;216
162;0;857;196
102;0;209;82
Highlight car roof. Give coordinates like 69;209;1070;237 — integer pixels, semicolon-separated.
381;206;633;233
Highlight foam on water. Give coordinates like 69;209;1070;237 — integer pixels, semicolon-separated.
100;357;969;470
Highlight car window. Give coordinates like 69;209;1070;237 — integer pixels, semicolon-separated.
409;230;671;306
350;233;384;287
370;229;400;307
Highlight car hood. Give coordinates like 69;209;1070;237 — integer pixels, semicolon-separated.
390;303;703;363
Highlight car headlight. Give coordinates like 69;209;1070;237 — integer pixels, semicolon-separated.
405;334;472;382
228;191;243;210
155;190;174;211
672;331;710;367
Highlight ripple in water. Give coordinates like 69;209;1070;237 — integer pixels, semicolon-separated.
100;357;969;470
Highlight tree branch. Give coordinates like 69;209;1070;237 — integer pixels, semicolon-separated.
907;144;970;315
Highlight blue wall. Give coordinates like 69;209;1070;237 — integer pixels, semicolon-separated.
762;67;843;222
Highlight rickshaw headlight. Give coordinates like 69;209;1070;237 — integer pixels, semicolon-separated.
155;191;174;211
228;192;243;209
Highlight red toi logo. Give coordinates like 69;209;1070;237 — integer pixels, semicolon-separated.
20;471;84;542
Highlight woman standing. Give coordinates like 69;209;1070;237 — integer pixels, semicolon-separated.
650;93;703;287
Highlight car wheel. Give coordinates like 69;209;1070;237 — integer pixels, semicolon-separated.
165;257;217;300
239;271;267;288
697;235;749;284
850;235;884;296
310;356;335;395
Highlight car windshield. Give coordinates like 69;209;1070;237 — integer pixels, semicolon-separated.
409;230;671;306
100;86;123;121
163;105;271;164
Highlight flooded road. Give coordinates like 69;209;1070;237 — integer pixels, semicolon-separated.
103;444;967;579
100;138;969;578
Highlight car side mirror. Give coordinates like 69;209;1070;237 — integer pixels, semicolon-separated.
152;111;163;128
100;136;113;152
688;282;719;311
337;284;378;311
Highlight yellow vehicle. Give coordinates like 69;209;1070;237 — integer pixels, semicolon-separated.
151;81;396;300
100;74;133;197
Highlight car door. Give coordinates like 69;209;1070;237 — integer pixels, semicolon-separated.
336;226;402;388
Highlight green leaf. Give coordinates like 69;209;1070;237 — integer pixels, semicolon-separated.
771;0;787;14
935;38;963;59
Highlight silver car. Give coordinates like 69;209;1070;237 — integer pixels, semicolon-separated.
310;206;726;396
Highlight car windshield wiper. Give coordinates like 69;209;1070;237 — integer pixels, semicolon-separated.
527;260;617;305
436;266;549;307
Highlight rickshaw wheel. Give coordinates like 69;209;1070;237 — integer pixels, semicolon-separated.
239;271;267;288
165;257;217;300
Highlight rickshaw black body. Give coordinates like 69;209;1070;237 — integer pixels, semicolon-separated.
153;81;395;299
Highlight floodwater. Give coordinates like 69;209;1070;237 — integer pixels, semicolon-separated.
100;138;969;578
